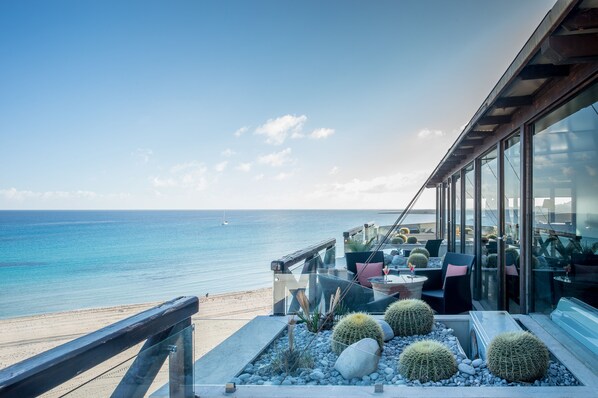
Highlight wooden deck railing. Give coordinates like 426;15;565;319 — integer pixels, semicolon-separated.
0;296;199;398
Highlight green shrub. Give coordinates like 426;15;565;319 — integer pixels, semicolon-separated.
270;348;314;375
399;340;456;382
331;312;384;355
486;254;498;268
410;247;430;258
345;237;374;252
486;331;549;382
408;253;428;268
391;237;405;245
406;236;418;244
384;299;434;336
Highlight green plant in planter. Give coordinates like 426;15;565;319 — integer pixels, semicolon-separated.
408;253;428;268
398;234;408;243
296;288;341;333
270;319;314;375
384;299;434;336
399;340;457;382
399;227;410;235
410;247;430;259
406;236;418;244
331;312;384;355
486;254;498;268
486;234;497;240
391;237;405;245
345;237;374;252
486;331;549;382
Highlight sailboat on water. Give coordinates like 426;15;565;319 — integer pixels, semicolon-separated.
221;210;228;225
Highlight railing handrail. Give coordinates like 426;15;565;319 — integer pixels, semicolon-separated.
271;238;335;272
0;296;199;398
342;226;364;239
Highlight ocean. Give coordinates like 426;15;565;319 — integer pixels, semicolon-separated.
0;210;434;319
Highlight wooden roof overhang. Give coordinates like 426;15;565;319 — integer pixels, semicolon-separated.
425;0;598;188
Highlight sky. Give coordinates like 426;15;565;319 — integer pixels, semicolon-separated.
0;0;557;210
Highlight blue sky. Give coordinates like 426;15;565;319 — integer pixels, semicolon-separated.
0;0;556;210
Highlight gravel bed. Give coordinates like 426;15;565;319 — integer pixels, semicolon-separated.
234;322;580;387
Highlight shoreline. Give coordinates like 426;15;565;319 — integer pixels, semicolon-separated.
0;287;273;370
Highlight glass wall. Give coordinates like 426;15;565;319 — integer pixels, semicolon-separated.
504;135;521;312
453;173;462;253
464;163;475;254
479;149;498;310
532;83;598;313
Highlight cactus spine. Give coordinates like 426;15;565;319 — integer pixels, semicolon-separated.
331;312;384;355
408;253;429;268
486;331;549;382
384;299;434;336
399;340;457;382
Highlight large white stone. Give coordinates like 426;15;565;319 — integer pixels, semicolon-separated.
376;319;394;342
334;338;380;380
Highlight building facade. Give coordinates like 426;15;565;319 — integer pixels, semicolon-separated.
426;0;598;314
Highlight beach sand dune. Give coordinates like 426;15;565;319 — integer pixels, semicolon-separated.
0;287;272;396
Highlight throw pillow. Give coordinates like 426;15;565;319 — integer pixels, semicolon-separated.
356;262;383;287
505;264;519;276
443;264;468;289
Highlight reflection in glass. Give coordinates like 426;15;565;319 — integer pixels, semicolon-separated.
504;135;521;312
532;83;598;313
464;163;475;255
479;149;498;310
453;173;462;253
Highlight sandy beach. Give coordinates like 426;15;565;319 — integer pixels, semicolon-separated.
0;287;273;396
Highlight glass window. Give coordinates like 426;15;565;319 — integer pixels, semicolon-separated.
532;83;598;313
504;135;521;312
453;173;462;253
464;163;475;255
480;150;498;310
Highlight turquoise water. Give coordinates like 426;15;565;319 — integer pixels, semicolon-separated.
0;210;432;319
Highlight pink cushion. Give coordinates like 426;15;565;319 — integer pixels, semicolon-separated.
505;264;519;276
443;264;468;289
356;262;383;287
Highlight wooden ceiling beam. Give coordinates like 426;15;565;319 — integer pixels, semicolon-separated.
519;64;570;80
495;95;534;108
477;115;512;125
542;32;598;64
562;8;598;30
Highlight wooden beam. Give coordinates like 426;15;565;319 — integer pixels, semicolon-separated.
519;64;570;80
542;32;598;64
495;95;534;108
562;8;598;30
477;115;512;125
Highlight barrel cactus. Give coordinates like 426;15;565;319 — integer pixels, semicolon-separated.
486;253;498;268
399;340;457;382
384;299;434;336
407;236;418;244
399;227;410;235
408;253;428;268
331;312;384;355
486;331;549;382
391;237;405;244
410;247;430;259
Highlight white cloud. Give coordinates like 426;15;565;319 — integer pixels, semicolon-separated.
221;148;236;157
214;161;228;172
417;128;445;139
234;126;249;137
329;166;339;176
257;148;292;167
236;162;252;172
254;173;264;181
132;148;153;163
0;187;130;202
255;114;307;145
152;161;209;191
274;172;292;181
310;128;335;139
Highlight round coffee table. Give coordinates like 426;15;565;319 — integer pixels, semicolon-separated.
368;275;428;301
